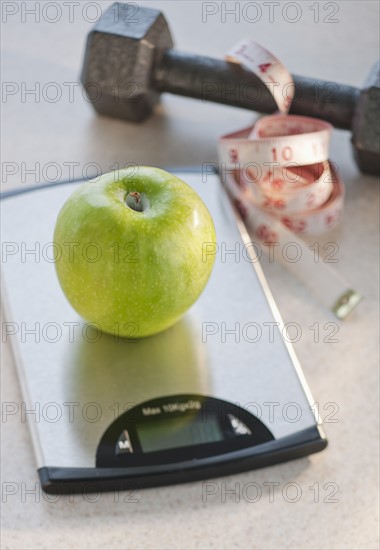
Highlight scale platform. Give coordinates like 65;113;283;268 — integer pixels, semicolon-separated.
1;169;327;493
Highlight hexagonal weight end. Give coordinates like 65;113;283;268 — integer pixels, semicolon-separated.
80;2;174;122
352;61;380;175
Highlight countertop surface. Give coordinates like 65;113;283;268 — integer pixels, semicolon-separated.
1;1;379;549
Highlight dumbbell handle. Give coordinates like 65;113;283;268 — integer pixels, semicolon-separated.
154;50;360;130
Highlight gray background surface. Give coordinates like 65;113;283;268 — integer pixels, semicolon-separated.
1;1;379;549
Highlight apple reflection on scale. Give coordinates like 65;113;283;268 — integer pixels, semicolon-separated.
1;168;327;493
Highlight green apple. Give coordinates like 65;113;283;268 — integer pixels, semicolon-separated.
53;167;216;338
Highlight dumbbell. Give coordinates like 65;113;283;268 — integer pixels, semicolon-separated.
80;2;380;175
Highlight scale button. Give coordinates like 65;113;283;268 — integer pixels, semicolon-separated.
228;414;252;436
116;430;133;454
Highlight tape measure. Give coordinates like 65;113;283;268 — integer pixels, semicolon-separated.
219;39;345;237
218;39;362;319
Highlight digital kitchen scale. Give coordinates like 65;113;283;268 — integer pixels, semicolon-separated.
1;169;327;493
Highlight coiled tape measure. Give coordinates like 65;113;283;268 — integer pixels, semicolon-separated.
218;40;361;319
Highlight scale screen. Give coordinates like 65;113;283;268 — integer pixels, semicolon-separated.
136;416;224;453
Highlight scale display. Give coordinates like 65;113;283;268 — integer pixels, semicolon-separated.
136;416;223;452
1;170;327;493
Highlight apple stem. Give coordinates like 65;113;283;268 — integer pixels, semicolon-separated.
125;192;150;212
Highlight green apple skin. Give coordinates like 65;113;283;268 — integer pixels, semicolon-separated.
53;167;216;338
